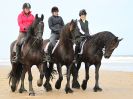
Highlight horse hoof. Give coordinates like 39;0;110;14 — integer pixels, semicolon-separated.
11;86;16;92
19;88;27;93
72;81;80;89
37;79;43;87
93;87;103;92
46;86;52;92
29;92;35;96
65;87;73;94
55;80;61;89
81;80;87;90
44;83;52;92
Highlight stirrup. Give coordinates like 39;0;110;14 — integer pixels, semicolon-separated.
73;58;76;63
43;54;52;62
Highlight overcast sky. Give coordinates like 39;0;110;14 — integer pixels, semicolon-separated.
0;0;132;59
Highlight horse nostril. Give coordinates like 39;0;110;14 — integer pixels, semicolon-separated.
105;55;110;59
11;85;16;92
104;54;110;58
39;37;42;40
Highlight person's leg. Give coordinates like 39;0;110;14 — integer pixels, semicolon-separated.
12;32;26;63
74;43;80;62
44;33;59;62
50;33;59;47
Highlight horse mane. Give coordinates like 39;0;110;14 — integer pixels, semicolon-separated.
60;23;71;42
25;26;33;42
87;31;116;48
25;19;38;43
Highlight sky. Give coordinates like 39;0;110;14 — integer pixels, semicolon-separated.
0;0;132;59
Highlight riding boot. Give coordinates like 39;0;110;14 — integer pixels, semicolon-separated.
74;44;80;62
43;43;53;62
12;44;21;63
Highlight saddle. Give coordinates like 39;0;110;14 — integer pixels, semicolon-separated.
43;40;59;62
78;38;87;54
44;40;59;54
13;38;25;52
52;40;59;54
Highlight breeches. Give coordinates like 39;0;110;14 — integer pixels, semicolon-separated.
49;33;59;46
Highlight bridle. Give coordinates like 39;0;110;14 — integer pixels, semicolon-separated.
23;21;44;59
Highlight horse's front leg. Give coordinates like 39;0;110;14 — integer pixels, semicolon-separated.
81;63;90;90
65;63;73;94
55;63;63;89
76;61;82;71
19;67;27;93
27;65;35;96
72;63;80;89
93;63;102;92
37;63;45;87
43;62;53;92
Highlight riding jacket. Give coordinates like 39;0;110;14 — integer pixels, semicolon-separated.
77;19;90;36
48;15;64;34
18;11;34;33
74;19;90;44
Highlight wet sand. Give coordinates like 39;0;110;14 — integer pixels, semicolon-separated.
0;66;133;99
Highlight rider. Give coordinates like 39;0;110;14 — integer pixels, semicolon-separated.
12;3;34;63
45;6;64;62
75;9;90;60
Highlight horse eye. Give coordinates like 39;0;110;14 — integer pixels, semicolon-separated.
111;47;115;51
111;41;116;46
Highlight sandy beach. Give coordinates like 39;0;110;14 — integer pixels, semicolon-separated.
0;65;133;99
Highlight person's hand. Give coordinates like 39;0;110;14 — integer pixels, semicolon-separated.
24;27;28;31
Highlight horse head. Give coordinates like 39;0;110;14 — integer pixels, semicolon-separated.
67;19;77;40
60;19;77;42
30;14;44;40
104;37;123;58
69;19;77;32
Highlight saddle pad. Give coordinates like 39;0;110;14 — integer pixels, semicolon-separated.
44;42;50;53
79;39;87;54
52;40;60;54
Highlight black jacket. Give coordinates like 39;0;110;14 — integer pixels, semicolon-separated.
48;15;64;34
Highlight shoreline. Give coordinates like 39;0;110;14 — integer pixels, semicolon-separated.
1;63;133;72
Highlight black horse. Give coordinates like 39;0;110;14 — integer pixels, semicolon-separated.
72;31;122;91
9;14;45;96
41;20;77;93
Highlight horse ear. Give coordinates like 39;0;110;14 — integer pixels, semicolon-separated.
75;19;77;24
35;14;38;19
115;37;123;42
41;14;44;21
118;38;123;42
70;19;74;24
114;37;118;42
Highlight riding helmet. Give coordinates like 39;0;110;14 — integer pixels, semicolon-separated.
23;3;31;9
79;9;87;16
51;6;59;12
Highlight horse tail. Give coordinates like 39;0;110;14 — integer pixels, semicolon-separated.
8;63;23;85
45;63;57;81
10;40;16;61
8;40;23;85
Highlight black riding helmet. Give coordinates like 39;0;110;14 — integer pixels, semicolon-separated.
79;9;87;16
23;3;31;9
51;6;59;12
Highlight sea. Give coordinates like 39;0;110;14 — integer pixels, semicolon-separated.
0;56;133;72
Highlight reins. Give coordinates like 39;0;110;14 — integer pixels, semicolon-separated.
23;31;43;59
